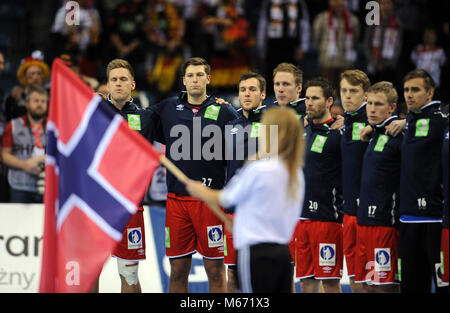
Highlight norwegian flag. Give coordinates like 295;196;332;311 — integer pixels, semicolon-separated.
39;58;160;292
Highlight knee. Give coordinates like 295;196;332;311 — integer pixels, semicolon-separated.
117;259;139;286
169;257;191;281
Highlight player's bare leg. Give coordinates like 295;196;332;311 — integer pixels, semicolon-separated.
169;255;192;293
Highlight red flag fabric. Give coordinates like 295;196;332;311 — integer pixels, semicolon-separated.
39;58;160;292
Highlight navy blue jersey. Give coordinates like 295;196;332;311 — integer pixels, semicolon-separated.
106;96;156;205
341;103;369;216
442;125;449;229
224;105;267;214
225;105;267;182
149;93;240;195
105;95;156;139
274;98;306;122
400;101;447;221
358;116;403;227
302;118;343;223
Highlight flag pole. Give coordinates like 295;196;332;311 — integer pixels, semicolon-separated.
159;155;232;226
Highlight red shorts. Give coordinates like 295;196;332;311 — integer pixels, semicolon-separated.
343;214;357;277
224;213;236;265
442;227;449;284
354;224;399;285
295;220;343;279
113;207;146;261
165;193;224;259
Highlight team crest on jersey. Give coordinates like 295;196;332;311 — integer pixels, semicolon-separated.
319;243;336;266
127;227;143;249
207;225;223;248
374;248;391;271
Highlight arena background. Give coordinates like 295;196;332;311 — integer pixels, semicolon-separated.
0;0;448;293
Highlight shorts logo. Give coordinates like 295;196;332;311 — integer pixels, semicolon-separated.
127;227;142;249
207;225;223;248
165;227;170;248
127;114;141;131
374;248;391;271
204;105;221;120
435;262;446;287
319;243;336;266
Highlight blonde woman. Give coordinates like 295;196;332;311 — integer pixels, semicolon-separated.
186;107;305;293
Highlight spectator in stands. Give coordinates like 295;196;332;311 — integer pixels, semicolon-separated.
411;26;447;88
3;52;50;122
1;86;48;203
363;0;403;88
106;0;147;85
312;0;360;83
0;50;9;202
51;0;98;62
256;0;311;90
144;0;185;100
200;0;252;91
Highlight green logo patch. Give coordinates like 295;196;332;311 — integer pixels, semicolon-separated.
415;118;430;137
204;105;221;120
352;122;365;140
250;122;261;138
374;134;389;152
311;135;328;153
127;114;141;130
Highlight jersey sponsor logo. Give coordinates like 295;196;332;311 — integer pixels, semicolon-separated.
127;227;142;249
352;122;365;140
374;248;391;271
373;134;389;152
310;135;328;154
319;243;336;266
204;105;221;121
127;114;141;131
207;225;223;248
415;118;430;137
176;104;184;111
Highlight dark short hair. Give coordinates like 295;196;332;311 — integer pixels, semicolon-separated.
239;72;266;92
403;69;435;91
106;59;135;80
181;57;211;77
304;77;337;100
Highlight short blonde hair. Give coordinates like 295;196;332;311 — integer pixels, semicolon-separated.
340;69;371;91
367;81;398;105
273;63;303;85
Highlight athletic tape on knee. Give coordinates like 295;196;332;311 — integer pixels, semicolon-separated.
117;259;139;286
